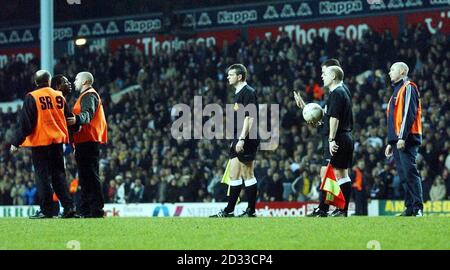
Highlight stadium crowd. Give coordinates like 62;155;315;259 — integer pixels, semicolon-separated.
0;23;449;211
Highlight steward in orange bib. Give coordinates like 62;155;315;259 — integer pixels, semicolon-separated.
9;70;76;219
72;71;107;218
385;62;423;217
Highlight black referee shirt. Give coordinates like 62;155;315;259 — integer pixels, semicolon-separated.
233;84;259;140
321;84;351;136
326;84;353;134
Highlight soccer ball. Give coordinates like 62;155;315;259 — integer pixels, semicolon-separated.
302;103;323;123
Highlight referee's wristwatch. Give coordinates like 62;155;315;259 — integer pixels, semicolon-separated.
328;138;335;142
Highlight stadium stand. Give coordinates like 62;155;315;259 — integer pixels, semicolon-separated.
0;21;449;209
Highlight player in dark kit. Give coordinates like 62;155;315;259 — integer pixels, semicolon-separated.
294;59;353;217
211;64;260;217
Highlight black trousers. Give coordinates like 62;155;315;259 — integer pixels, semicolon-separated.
31;144;74;216
392;143;423;214
75;142;104;215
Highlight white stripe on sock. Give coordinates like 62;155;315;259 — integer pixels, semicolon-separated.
229;179;243;186
244;177;257;187
337;176;351;185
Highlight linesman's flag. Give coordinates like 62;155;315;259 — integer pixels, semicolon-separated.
221;160;240;203
319;164;345;209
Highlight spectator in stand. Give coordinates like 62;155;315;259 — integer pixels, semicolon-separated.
23;180;37;205
129;179;145;203
429;176;446;201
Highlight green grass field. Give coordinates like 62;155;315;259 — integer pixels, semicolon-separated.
0;217;448;250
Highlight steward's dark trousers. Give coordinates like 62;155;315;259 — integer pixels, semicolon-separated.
75;142;104;216
31;144;74;215
393;143;423;214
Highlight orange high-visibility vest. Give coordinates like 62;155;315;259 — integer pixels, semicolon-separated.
352;167;363;192
21;87;69;147
69;179;78;193
72;88;107;144
386;81;422;137
52;192;59;202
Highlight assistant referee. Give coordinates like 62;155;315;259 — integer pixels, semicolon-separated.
321;65;354;217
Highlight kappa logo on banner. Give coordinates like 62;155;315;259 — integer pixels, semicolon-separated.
320;1;363;16
217;10;258;25
152;205;184;217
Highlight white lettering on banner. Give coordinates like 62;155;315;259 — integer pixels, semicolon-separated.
0;32;8;44
183;14;196;27
263;5;279;20
77;24;91;36
319;1;363;15
124;19;161;33
405;0;423;7
256;205;306;217
369;1;388;10
106;21;119;34
198;12;212;26
22;30;34;42
54;27;73;41
9;31;20;43
0;55;7;68
0;53;35;68
430;0;450;5
218;10;257;25
179;204;246;217
424;11;449;34
297;3;313;16
0;205;38;217
387;0;405;8
141;36;216;56
281;23;369;45
280;4;296;18
92;23;105;35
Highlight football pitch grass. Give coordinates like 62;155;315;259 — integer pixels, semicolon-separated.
0;217;448;250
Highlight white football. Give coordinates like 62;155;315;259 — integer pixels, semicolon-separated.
302;103;323;122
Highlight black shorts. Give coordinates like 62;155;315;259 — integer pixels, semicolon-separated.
322;137;331;166
330;132;354;169
229;139;259;163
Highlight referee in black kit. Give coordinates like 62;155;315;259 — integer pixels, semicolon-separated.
211;64;259;217
294;59;352;217
321;65;354;217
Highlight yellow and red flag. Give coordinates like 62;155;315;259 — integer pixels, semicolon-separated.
319;164;346;209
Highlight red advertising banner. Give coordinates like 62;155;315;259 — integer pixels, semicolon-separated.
0;47;39;68
406;10;450;34
248;15;399;45
108;29;242;56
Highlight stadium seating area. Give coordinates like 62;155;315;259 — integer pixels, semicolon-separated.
0;23;449;207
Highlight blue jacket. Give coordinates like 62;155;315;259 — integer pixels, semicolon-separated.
387;78;422;145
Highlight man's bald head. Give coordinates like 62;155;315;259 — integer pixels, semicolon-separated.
74;71;94;92
34;70;51;88
389;62;409;83
392;62;409;76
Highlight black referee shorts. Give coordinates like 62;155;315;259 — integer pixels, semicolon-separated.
330;132;354;169
229;139;259;163
322;137;331;167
